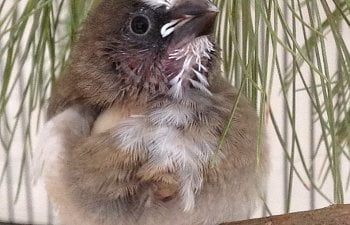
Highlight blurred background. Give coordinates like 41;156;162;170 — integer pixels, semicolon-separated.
0;0;349;224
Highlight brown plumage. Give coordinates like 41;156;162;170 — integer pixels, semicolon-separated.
37;0;269;225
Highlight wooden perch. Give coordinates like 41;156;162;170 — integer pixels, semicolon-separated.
222;204;350;225
1;204;349;225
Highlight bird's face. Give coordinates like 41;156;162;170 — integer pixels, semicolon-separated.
69;0;219;108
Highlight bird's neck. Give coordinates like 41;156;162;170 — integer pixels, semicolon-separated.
162;36;216;99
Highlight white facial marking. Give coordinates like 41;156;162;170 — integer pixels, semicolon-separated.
161;19;180;38
160;17;193;38
141;0;175;9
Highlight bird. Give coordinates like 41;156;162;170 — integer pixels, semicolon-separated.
36;0;269;225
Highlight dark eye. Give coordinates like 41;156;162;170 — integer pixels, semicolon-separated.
130;15;151;35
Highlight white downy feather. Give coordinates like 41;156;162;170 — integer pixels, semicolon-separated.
33;107;91;183
168;36;215;98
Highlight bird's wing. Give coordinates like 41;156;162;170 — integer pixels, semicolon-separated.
33;106;93;184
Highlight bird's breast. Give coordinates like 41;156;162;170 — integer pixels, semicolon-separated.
90;100;219;210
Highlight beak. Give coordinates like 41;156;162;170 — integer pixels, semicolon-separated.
161;1;219;41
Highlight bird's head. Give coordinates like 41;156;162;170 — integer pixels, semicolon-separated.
67;0;219;108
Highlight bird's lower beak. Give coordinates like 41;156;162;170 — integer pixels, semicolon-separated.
161;1;219;45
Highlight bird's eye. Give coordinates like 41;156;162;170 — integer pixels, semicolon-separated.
130;15;151;35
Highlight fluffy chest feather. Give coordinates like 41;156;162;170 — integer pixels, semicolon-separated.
92;100;219;210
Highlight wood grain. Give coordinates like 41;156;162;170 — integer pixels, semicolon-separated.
222;204;350;225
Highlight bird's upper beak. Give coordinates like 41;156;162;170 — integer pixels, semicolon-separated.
161;0;219;46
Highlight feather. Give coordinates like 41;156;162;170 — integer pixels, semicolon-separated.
168;36;214;98
33;107;91;182
141;0;175;9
